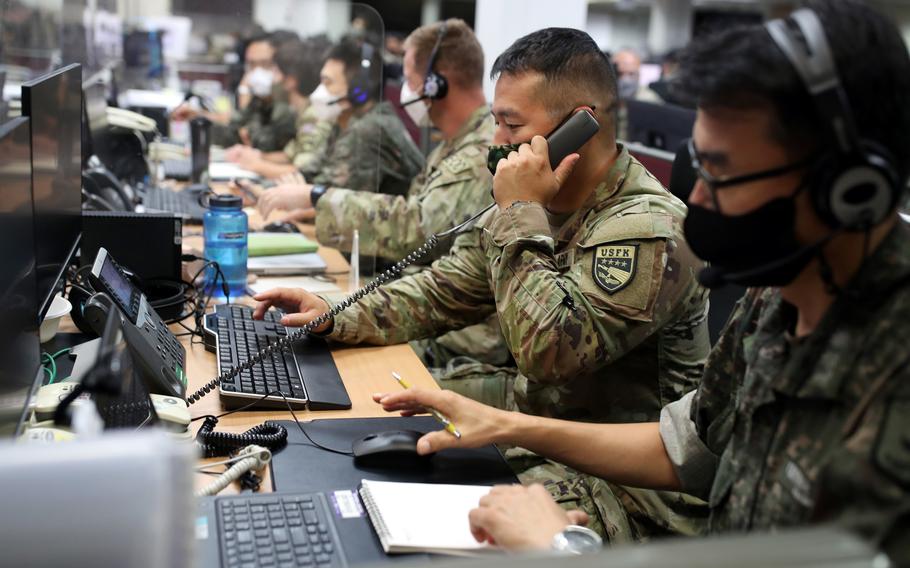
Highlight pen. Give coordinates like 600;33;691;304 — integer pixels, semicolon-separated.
391;372;462;439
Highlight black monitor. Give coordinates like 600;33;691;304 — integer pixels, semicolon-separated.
21;63;84;319
82;79;110;166
0;117;43;437
626;100;696;152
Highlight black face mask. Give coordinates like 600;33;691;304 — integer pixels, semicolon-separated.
683;188;823;289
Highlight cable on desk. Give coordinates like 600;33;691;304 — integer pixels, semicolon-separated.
191;390;354;457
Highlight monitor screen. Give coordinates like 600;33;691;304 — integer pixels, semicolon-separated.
626;100;696;152
0;117;42;437
21;63;84;319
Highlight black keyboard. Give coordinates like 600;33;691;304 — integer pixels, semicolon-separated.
140;185;208;221
204;305;308;408
162;158;192;180
203;304;351;411
217;493;346;568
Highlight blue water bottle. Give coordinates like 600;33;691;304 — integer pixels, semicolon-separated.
203;195;247;300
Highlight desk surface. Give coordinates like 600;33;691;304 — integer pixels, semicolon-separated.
181;203;439;490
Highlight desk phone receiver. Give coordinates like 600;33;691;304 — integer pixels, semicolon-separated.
186;108;600;405
88;248;188;399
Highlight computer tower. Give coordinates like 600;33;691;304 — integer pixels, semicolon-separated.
81;211;182;282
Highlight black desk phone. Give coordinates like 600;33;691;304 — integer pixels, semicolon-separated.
88;247;187;399
185;108;601;406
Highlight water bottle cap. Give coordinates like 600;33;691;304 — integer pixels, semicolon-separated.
209;194;242;209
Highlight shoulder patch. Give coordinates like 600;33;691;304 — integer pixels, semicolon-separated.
593;244;638;294
873;395;910;487
441;153;470;175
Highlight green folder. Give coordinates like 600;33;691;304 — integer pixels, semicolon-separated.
248;233;319;257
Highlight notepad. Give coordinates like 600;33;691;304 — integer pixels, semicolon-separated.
248;233;319;257
359;479;498;556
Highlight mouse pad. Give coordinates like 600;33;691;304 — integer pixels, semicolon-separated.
269;417;517;566
269;416;518;493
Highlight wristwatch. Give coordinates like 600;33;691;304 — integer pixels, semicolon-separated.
551;525;602;555
310;184;328;207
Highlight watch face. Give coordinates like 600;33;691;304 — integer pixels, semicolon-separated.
565;530;596;547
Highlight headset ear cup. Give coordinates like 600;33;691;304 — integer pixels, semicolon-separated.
423;71;448;101
811;148;899;229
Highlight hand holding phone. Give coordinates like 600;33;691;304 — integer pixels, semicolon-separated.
492;108;600;209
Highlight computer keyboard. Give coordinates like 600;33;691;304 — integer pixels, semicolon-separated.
217;493;346;568
204;304;308;408
203;304;351;411
140;185;208;221
162;158;192;180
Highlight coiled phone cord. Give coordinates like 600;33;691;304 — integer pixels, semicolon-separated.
185;203;496;406
195;415;289;458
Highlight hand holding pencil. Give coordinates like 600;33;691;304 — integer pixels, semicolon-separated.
373;376;512;455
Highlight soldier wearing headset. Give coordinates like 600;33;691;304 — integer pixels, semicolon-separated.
374;0;910;559
257;37;424;222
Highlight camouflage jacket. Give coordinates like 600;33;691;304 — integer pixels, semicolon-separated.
313;104;493;261
302;101;424;197
212;96;297;152
283;105;332;172
325;145;710;422
660;222;910;547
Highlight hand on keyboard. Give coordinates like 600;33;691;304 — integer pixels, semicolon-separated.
252;288;332;333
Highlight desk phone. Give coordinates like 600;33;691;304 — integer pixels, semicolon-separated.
89;247;187;398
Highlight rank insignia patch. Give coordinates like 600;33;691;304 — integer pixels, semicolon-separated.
593;244;638;294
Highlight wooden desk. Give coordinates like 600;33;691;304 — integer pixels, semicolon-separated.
181;200;438;491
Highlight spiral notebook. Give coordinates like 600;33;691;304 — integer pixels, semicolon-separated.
359;479;498;556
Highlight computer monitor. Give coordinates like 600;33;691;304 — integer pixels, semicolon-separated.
82;79;110;166
626;100;696;152
21;63;84;319
0;117;43;437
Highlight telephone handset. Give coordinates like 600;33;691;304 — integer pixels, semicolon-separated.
88;248;188;399
186;108;601;405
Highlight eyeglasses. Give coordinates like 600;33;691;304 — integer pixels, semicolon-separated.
687;138;814;210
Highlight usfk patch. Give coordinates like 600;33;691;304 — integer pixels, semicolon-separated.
593;244;638;294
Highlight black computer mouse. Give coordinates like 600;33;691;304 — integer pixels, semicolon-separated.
262;221;301;233
352;430;432;469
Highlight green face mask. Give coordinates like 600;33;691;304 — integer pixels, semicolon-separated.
486;142;525;176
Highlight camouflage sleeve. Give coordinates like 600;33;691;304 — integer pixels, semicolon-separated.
310;117;380;192
248;102;298;152
324;227;496;345
313;174;492;261
689;289;767;456
290;121;332;172
483;200;703;385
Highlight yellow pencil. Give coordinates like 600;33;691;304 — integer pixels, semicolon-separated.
391;372;462;439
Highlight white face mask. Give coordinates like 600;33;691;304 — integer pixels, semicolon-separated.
247;67;275;98
400;81;430;127
309;84;344;122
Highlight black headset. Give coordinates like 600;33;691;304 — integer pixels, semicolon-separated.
766;8;899;229
347;42;377;107
422;22;449;101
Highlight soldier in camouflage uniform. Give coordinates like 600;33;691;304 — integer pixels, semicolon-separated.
253;28;711;542
226;38;332;178
257;21;514;396
258;39;423;222
371;2;910;561
174;34;298;152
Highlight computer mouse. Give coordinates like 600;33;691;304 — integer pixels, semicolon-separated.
262;221;301;233
352;430;432;469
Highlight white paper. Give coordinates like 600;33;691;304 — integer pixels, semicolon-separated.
249;276;339;295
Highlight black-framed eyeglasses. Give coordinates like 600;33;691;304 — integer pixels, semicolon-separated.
687;138;814;210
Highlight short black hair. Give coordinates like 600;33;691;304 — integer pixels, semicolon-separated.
673;0;910;185
275;39;323;96
491;28;617;120
324;38;383;102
